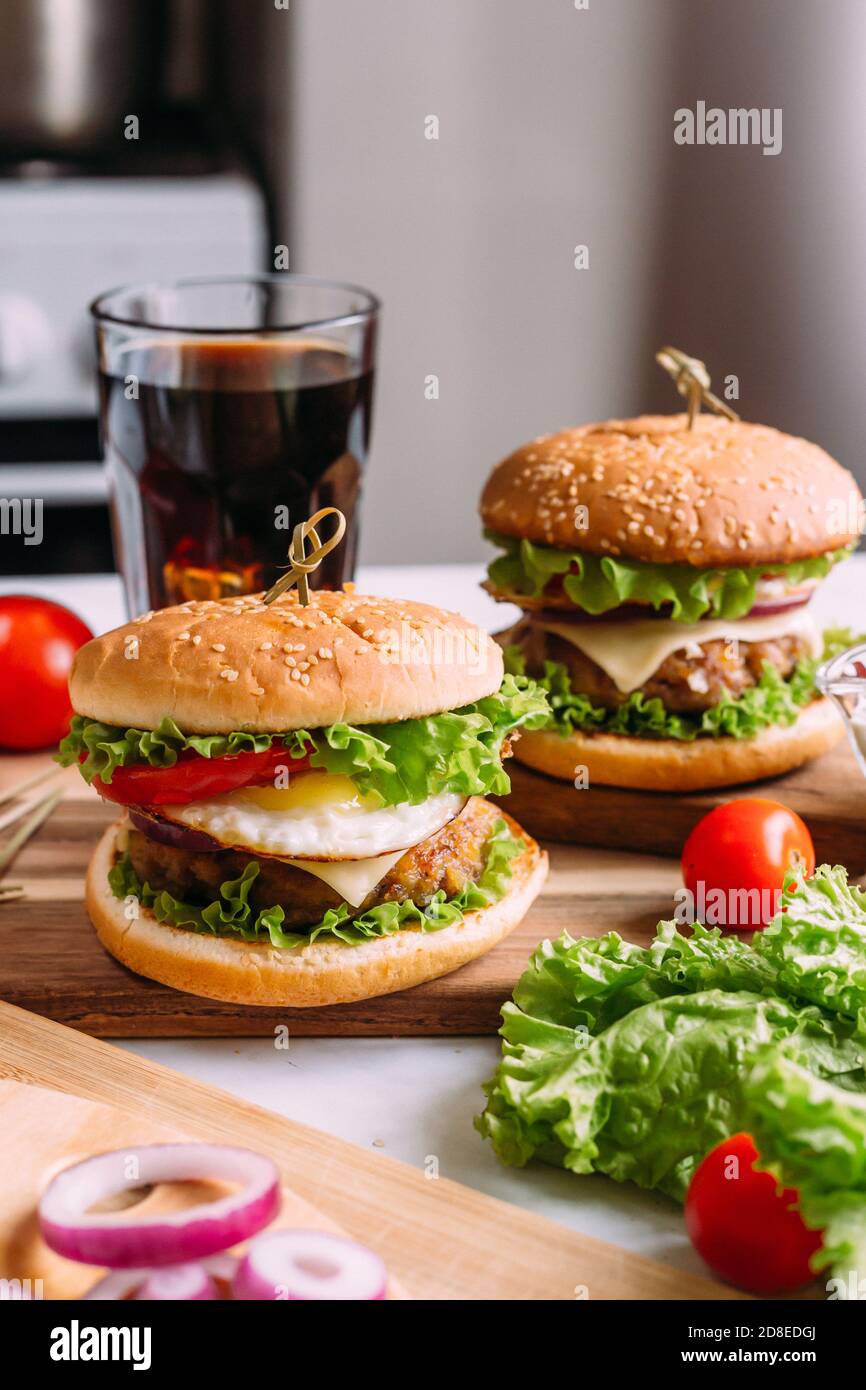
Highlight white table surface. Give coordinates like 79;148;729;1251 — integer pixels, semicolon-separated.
3;558;864;1280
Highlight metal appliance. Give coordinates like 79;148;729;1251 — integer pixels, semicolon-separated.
0;1;278;576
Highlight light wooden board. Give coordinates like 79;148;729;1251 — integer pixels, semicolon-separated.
0;1001;740;1300
0;1079;406;1299
0;794;679;1035
495;739;866;869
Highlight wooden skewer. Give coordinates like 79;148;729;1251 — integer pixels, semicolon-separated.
0;789;63;878
0;793;58;837
0;763;63;809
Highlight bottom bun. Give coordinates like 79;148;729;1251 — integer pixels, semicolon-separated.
513;698;844;792
85;805;548;1007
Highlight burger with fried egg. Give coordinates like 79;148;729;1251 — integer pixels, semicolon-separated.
59;589;549;1005
480;413;861;791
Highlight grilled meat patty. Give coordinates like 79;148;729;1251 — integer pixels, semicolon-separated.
508;619;811;714
125;795;506;929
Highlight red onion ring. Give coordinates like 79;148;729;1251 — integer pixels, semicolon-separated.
128;808;223;853
741;595;812;618
534;593;812;626
39;1144;280;1269
85;1255;238;1301
233;1230;387;1301
134;1263;219;1301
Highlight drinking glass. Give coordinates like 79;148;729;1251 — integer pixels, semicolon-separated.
91;275;379;615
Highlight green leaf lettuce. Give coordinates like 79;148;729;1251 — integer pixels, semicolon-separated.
58;675;549;807
744;1053;866;1290
486;530;852;624
754;864;866;1024
504;628;857;743
477;866;866;1281
478;930;866;1198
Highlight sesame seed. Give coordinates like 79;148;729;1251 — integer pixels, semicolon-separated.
300;673;310;686
260;641;273;651
212;643;226;652
192;635;202;645
220;668;239;681
291;668;301;681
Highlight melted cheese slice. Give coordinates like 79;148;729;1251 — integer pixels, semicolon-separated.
284;849;406;908
538;608;822;693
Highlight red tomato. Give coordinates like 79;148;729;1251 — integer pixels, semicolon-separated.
681;798;815;931
0;595;93;750
92;743;310;807
685;1133;822;1294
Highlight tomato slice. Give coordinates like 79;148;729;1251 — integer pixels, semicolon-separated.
90;744;310;808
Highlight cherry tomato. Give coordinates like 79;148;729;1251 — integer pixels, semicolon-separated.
681;798;815;931
685;1133;822;1294
91;743;310;807
0;595;93;750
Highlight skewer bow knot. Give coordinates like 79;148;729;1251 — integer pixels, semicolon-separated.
655;346;740;429
262;507;347;607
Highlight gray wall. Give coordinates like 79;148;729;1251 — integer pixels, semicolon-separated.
645;0;866;468
286;0;676;563
262;0;866;563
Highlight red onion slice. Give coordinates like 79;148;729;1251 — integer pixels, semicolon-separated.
85;1269;152;1301
134;1263;219;1301
740;595;812;618
39;1144;280;1269
128;808;223;853
85;1254;239;1301
233;1230;387;1301
535;593;812;627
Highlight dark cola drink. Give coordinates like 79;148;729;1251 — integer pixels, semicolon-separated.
99;338;376;612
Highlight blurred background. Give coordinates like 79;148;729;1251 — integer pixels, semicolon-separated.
0;0;863;578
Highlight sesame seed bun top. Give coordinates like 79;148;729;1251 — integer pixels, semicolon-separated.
480;413;862;568
69;589;503;734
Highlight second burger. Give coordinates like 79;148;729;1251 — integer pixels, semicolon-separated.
480;412;861;790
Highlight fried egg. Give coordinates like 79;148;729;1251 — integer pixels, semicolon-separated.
164;771;466;862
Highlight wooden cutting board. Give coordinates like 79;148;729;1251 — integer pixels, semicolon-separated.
495;738;866;868
0;1079;407;1300
0;1000;741;1300
0;793;680;1036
